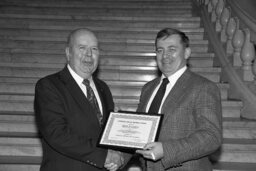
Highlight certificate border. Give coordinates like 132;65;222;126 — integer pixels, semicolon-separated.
98;111;163;151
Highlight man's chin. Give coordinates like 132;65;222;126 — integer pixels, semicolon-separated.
77;68;94;77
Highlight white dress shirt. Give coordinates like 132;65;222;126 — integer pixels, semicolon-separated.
146;66;187;114
67;65;103;114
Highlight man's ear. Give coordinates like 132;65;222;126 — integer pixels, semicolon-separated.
65;47;70;61
185;47;191;59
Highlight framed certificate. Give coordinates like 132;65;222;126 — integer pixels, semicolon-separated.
98;111;163;150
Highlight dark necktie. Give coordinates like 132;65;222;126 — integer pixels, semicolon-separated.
148;78;169;114
83;79;103;126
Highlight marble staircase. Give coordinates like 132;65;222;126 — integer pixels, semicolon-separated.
0;0;255;170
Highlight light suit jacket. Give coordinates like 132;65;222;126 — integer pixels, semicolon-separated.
34;66;114;171
137;69;222;171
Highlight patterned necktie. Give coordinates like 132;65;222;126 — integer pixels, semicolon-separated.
83;79;103;126
148;78;169;114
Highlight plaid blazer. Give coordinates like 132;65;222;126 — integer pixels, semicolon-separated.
137;69;222;171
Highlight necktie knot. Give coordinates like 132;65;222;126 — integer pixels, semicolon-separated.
162;78;169;86
83;79;90;87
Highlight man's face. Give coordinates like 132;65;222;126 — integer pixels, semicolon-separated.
66;31;99;79
156;34;191;77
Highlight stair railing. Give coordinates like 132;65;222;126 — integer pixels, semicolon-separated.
194;0;256;119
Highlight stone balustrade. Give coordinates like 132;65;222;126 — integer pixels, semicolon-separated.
205;0;256;82
195;0;256;119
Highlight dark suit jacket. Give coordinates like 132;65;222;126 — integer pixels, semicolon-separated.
34;66;114;171
137;69;222;171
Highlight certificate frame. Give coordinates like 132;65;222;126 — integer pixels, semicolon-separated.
98;111;163;150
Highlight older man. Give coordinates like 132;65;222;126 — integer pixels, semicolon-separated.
34;28;124;171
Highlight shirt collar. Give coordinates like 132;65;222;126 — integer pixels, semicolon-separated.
67;64;92;86
161;66;187;83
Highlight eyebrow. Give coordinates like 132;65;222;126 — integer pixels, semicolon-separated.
167;45;177;49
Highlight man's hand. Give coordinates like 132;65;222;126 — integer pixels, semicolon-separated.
104;149;124;171
136;142;164;161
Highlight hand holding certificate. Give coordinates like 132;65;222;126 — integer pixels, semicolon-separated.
98;112;163;150
136;142;164;161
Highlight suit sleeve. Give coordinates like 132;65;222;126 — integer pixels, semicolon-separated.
161;81;222;168
34;78;108;168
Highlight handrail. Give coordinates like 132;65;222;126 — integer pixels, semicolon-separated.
194;1;256;119
227;0;256;44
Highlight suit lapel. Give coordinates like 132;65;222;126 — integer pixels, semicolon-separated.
59;66;99;122
161;70;193;124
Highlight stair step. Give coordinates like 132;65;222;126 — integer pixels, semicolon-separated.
0;7;193;17
0;100;242;119
0;36;208;44
0;0;193;8
0;13;200;22
0;164;40;171
0;49;213;58
0;40;208;53
0;137;255;164
0;28;205;40
98;66;221;83
0;100;34;113
213;162;256;171
2;0;192;2
0;19;201;30
0;114;34;122
3;0;191;3
1;162;256;171
223;118;256;139
0;137;41;157
0;23;204;32
211;139;256;163
1;4;193;10
221;101;242;118
0;53;214;68
0;115;252;139
0;77;38;84
0;120;38;137
0;63;221;82
0;82;229;100
0;95;33;101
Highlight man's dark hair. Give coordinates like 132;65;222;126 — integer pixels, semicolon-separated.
155;28;190;48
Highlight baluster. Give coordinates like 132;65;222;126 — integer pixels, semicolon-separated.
226;17;236;55
215;0;224;32
211;0;218;22
253;53;256;84
220;6;230;42
208;0;213;12
232;18;244;66
241;29;255;81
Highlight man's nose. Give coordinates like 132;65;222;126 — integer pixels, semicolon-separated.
85;48;92;56
163;51;168;59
